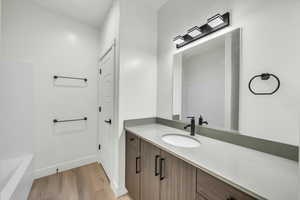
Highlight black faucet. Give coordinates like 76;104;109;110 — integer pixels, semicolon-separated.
184;117;195;136
198;115;208;126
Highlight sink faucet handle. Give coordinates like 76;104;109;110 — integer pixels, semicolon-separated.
198;115;208;125
187;116;195;124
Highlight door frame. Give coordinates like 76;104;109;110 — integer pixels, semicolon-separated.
97;39;120;176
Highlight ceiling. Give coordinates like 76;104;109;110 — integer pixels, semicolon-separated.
142;0;169;10
32;0;169;29
32;0;113;29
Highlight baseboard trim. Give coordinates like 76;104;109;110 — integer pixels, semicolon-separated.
96;160;127;198
34;154;97;179
111;182;128;198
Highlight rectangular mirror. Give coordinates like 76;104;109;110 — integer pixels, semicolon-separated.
173;29;240;132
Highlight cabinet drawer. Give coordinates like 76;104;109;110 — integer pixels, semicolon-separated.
197;169;257;200
126;131;140;151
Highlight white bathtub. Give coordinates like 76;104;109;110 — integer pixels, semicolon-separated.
0;155;34;200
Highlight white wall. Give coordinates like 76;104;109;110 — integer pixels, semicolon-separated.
0;61;34;160
118;0;158;195
119;0;157;122
157;0;300;145
98;0;158;196
99;0;120;56
182;45;225;128
2;0;101;177
118;0;158;193
98;0;121;194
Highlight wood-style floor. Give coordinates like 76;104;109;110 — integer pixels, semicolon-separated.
28;163;131;200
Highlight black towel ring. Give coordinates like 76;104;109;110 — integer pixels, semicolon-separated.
248;73;280;95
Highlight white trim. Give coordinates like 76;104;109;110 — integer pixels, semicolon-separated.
34;154;97;179
97;39;119;184
98;159;127;198
97;42;115;172
110;182;128;198
171;27;241;120
99;43;115;62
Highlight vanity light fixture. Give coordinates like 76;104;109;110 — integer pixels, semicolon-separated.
173;12;230;49
187;26;202;37
207;14;225;28
173;35;185;45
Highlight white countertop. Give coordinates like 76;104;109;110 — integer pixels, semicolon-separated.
125;124;298;200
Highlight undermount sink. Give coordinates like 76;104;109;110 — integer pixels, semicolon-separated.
161;134;200;148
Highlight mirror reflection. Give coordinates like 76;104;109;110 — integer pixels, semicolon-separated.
173;29;240;131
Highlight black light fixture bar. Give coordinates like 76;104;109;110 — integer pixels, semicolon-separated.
175;12;230;49
53;75;88;82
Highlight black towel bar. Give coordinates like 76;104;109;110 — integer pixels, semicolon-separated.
53;117;88;123
53;75;88;82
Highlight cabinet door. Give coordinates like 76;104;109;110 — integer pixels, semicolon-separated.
160;151;196;200
140;140;160;200
126;132;141;200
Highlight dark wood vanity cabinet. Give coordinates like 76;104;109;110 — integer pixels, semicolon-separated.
126;131;196;200
125;132;141;200
126;131;257;200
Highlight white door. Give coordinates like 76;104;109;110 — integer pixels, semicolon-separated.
98;46;115;180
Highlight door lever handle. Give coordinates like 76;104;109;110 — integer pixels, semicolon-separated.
104;119;112;124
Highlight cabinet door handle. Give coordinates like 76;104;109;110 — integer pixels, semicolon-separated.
136;157;141;174
159;158;165;181
155;155;160;176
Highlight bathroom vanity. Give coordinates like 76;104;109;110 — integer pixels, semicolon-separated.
125;125;262;200
124;121;298;200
